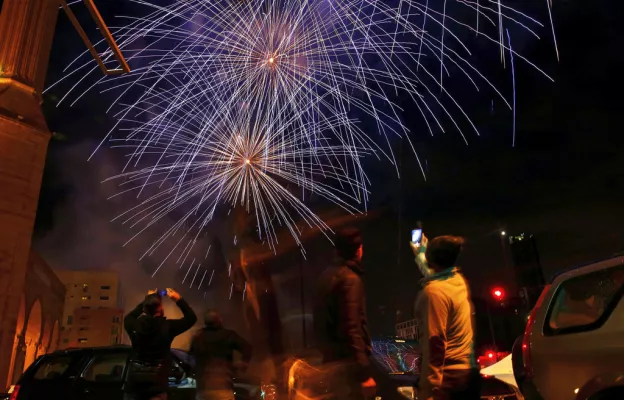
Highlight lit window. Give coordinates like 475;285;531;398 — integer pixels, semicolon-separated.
81;296;90;300
78;338;88;344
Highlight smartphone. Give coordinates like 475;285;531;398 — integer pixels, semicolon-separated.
411;229;422;244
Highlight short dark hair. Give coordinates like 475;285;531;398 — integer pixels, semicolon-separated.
204;309;222;327
143;294;162;316
426;235;465;269
335;227;362;260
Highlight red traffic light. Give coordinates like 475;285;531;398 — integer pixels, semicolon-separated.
492;287;505;300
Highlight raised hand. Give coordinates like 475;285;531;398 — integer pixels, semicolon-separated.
166;288;181;301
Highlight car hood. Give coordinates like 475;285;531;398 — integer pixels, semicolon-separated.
481;355;518;388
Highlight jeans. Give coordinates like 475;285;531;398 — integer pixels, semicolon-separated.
196;389;236;400
123;392;167;400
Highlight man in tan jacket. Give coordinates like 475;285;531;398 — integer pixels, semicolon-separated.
411;235;480;400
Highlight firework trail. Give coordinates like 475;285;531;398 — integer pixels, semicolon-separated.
52;0;556;276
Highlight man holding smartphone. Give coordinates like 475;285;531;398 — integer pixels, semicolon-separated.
124;288;197;400
410;234;480;400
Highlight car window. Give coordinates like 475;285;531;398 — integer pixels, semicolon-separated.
547;264;624;333
32;356;74;380
82;353;128;382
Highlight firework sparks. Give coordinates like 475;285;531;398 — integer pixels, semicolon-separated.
104;96;369;273
55;0;554;156
52;0;557;279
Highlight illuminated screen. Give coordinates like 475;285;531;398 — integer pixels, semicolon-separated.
371;339;420;374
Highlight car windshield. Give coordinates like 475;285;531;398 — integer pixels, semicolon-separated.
171;349;195;368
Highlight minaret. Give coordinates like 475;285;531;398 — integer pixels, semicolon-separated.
0;0;59;386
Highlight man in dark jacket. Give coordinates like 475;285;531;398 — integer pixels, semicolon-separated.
124;288;197;400
190;309;252;400
313;227;376;399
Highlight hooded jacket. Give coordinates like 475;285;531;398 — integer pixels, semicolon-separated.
190;323;252;391
124;298;197;393
413;267;477;399
313;259;372;382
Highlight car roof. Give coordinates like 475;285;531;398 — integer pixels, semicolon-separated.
551;255;624;284
45;345;189;356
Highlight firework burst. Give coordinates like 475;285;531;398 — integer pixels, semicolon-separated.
106;96;369;268
56;0;555;157
53;0;557;271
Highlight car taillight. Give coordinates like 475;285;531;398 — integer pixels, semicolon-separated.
521;285;550;379
9;384;20;400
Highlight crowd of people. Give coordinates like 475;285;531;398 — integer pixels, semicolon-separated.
123;228;480;400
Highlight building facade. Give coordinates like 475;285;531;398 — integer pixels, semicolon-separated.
55;270;124;349
62;307;124;348
5;251;65;388
0;0;60;388
396;319;419;341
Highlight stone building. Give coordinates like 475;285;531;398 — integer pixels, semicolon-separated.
1;0;128;387
5;251;65;388
0;0;60;389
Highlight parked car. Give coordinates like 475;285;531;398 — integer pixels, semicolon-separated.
512;256;624;400
372;338;522;399
8;345;262;400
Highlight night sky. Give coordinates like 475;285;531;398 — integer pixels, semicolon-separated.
31;0;624;343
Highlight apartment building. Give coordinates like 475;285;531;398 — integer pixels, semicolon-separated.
396;318;419;341
55;270;124;348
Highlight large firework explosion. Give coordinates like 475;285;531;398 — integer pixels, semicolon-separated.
105;97;370;259
53;0;556;275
